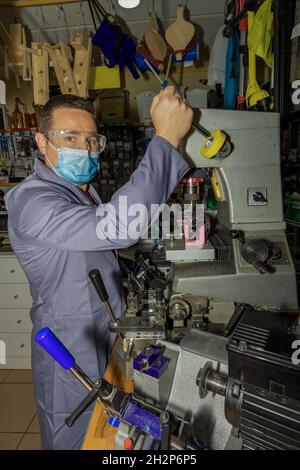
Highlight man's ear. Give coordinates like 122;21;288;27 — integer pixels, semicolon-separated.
35;132;47;155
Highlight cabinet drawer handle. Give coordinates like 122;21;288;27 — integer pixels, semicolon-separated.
10;269;15;274
20;343;25;348
17;319;22;324
14;295;19;299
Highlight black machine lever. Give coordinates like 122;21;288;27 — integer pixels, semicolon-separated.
65;384;100;428
89;269;118;326
65;378;113;428
89;269;109;302
160;411;171;450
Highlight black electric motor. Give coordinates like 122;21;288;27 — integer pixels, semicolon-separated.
226;307;300;450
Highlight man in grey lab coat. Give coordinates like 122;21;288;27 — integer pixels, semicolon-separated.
5;86;192;449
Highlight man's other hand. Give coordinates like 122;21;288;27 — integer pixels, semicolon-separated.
150;86;194;149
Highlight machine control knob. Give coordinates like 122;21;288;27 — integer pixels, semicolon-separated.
241;239;275;274
108;416;120;428
123;438;134;450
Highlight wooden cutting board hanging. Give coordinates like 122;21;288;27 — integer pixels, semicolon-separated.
144;14;167;70
137;39;164;72
165;5;195;60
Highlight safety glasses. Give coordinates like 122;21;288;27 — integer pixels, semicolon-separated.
47;129;106;153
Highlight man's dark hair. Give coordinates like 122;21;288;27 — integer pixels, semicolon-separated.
38;94;96;135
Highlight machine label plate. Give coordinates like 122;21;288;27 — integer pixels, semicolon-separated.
247;187;268;206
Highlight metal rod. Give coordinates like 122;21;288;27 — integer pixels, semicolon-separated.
165;54;172;84
205;370;228;397
101;301;117;326
192;122;211;138
72;364;94;389
126;339;134;362
70;365;103;406
144;58;164;85
102;301;123;343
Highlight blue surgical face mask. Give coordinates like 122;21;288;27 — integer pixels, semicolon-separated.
46;142;100;185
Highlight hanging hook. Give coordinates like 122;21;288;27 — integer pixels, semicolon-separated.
56;4;68;43
146;0;151;15
106;0;116;16
40;5;50;26
60;5;67;26
76;1;87;31
147;0;155;15
35;7;42;42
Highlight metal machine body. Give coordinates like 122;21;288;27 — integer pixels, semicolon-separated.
114;307;300;450
172;109;298;311
35;306;300;450
109;110;300;449
129;329;232;450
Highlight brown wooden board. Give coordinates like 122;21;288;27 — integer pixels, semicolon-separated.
70;32;92;98
137;40;165;71
31;43;49;105
144;15;167;68
165;6;195;60
82;341;133;450
46;43;78;95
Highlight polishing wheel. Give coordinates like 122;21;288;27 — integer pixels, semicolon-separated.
192;123;232;159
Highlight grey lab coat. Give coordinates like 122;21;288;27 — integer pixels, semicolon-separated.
5;136;189;450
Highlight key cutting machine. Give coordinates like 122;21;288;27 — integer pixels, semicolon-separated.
35;110;300;450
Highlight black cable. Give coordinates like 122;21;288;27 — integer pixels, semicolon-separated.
88;0;97;32
223;0;260;37
90;0;102;23
92;0;108;20
223;0;236;37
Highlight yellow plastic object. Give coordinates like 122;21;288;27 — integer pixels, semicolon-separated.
211;169;224;201
89;66;121;90
248;0;273;68
200;129;226;159
247;88;270;109
246;11;271;109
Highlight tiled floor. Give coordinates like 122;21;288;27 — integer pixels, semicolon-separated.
0;369;41;450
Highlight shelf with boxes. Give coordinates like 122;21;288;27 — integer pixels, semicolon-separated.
0;129;34;370
0;182;18;234
132;121;155;169
0;252;32;369
0;127;38;180
98;121;137;202
97;120;157;202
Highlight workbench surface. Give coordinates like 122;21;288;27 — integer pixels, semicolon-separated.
82;342;133;450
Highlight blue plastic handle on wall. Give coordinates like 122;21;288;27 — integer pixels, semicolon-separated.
35;327;76;370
